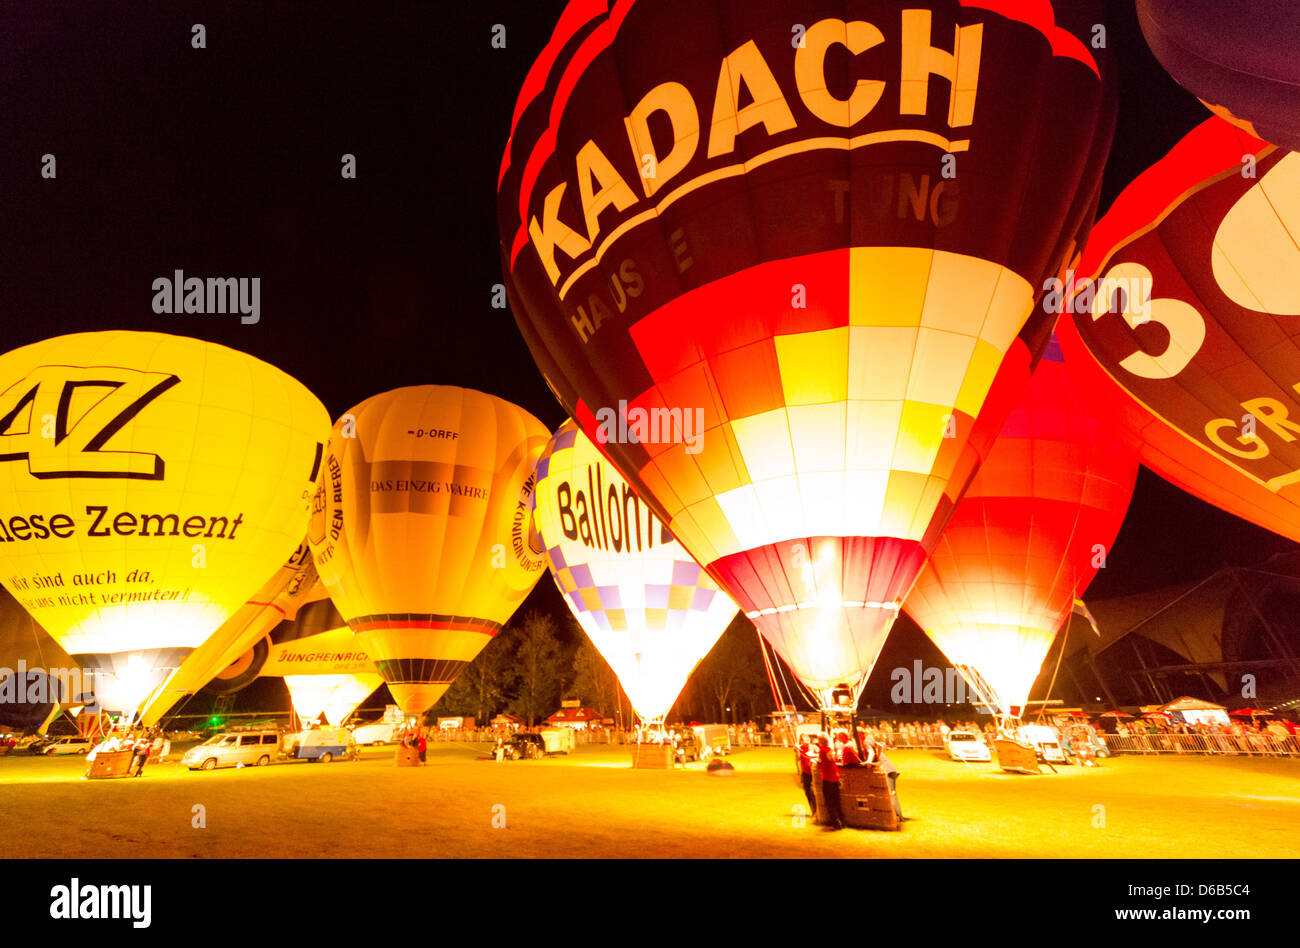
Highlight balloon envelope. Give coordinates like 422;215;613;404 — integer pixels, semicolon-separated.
532;419;738;723
284;674;382;727
308;386;550;715
1137;0;1300;152
0;332;328;716
138;541;324;725
499;0;1116;705
1058;117;1300;542
905;337;1137;715
271;627;383;726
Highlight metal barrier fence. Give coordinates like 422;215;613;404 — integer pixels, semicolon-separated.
1103;732;1300;757
423;726;1300;757
884;734;951;750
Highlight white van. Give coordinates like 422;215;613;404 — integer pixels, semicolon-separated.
539;727;575;754
43;736;94;756
351;721;396;746
284;727;355;763
182;729;281;770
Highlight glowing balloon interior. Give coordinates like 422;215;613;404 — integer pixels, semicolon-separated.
284;674;383;727
308;386;550;716
532;420;738;723
905;337;1137;716
0;332;328;717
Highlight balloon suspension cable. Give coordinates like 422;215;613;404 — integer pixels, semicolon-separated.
756;627;785;709
755;627;817;714
1038;610;1073;725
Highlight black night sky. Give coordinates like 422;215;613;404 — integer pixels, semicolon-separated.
2;1;1295;709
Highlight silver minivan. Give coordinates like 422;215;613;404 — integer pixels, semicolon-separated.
182;729;281;770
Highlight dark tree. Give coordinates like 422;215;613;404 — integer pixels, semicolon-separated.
508;610;567;726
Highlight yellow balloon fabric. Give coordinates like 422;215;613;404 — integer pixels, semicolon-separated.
284;674;383;727
532;420;738;723
0;331;330;716
308;386;550;715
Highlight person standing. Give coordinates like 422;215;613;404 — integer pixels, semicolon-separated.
817;735;843;830
131;735;150;777
417;729;428;764
865;734;902;821
796;738;817;819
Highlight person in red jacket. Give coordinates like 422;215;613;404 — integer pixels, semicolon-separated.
836;731;861;767
817;735;843;830
795;739;817;819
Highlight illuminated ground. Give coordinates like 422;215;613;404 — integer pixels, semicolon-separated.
1;744;1297;858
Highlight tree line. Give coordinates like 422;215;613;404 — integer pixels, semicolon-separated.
428;610;776;727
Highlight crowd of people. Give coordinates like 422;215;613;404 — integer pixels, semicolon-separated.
86;731;169;776
1108;715;1299;755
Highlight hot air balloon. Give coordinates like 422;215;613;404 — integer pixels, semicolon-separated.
532;419;738;726
1057;117;1300;543
308;386;550;716
499;0;1116;708
0;331;328;719
257;626;383;726
905;336;1137;718
283;673;381;727
1137;0;1300;152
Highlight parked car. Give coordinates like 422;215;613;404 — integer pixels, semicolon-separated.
1021;724;1068;764
43;736;94;756
1064;725;1110;760
944;730;992;762
182;729;281;770
672;729;701;764
26;737;56;755
505;733;547;760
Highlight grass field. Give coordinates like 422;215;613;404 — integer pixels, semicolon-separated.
1;743;1297;858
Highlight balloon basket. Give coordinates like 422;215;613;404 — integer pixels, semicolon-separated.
840;768;899;830
630;743;673;769
85;750;135;780
995;739;1041;774
396;745;421;767
812;767;899;830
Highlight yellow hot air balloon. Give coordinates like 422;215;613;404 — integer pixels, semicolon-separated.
0;331;329;718
257;625;383;726
308;386;550;716
532;420;738;725
284;674;382;727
